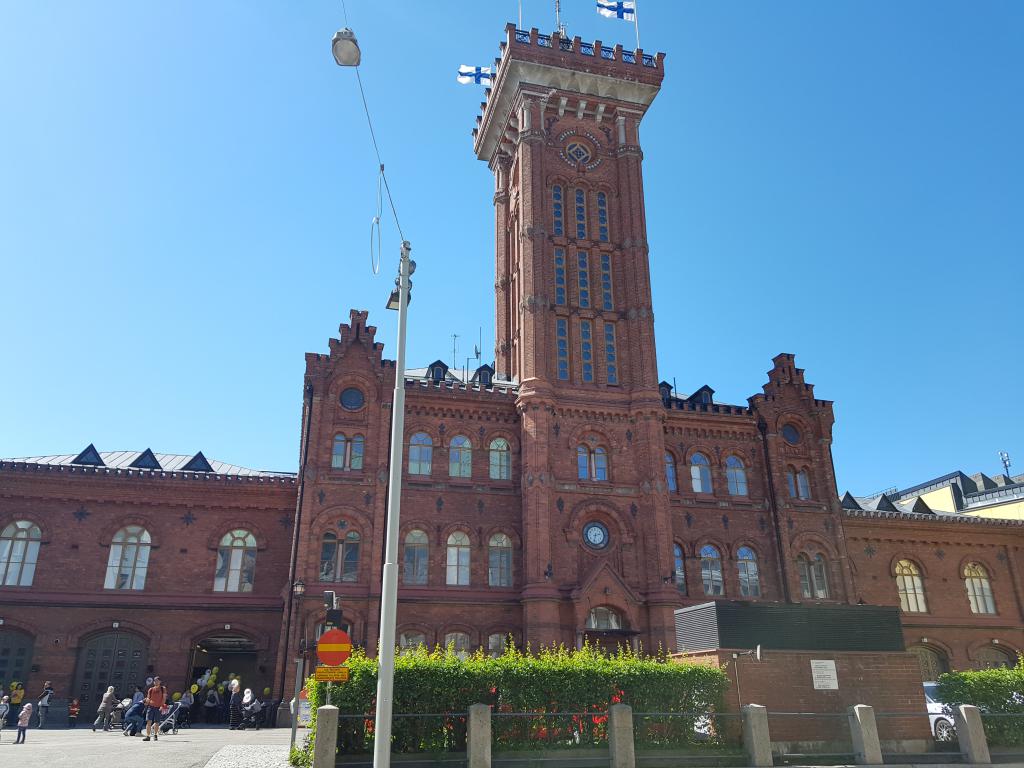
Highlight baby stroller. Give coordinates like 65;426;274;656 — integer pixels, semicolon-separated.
158;701;185;735
239;698;263;731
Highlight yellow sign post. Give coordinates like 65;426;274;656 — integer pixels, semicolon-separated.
314;666;350;682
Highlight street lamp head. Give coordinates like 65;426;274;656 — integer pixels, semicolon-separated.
332;28;361;67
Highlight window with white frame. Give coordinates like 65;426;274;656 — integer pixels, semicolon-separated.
104;526;151;590
690;453;712;494
403;529;428;585
332;434;364;471
700;545;724;596
964;562;996;615
449;435;472;478
488;533;513;587
446;532;471;586
320;530;360;582
0;520;41;587
726;456;748;496
213;529;257;592
489;438;511;480
409;433;433;475
736;546;760;597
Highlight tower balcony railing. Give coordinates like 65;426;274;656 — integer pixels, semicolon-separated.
510;27;658;68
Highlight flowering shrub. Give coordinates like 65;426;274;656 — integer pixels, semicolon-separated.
291;643;727;765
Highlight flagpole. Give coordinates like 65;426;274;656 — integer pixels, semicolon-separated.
633;0;640;50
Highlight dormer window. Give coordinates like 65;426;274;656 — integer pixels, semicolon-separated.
430;366;444;382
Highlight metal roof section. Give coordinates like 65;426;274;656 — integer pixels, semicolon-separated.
884;468;1024;514
0;448;295;479
843;507;1024;528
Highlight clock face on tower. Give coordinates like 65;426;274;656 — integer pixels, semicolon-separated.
583;522;610;550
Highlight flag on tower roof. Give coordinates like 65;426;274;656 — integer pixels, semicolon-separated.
597;0;636;21
456;65;492;85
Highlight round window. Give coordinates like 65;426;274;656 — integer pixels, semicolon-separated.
340;388;365;411
781;424;801;445
566;142;592;164
582;521;610;550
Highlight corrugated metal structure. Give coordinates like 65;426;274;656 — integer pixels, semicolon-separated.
675;601;905;652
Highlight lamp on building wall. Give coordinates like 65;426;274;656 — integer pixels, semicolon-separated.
544;563;554;580
293;579;306;596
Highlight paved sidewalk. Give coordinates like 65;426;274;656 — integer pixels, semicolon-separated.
0;724;293;767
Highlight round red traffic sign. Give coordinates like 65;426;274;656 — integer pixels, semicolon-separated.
317;628;353;666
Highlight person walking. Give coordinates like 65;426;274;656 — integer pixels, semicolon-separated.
10;682;25;726
68;698;80;728
36;680;54;728
203;687;220;724
93;686;117;731
15;702;32;744
0;695;9;741
142;676;167;742
227;680;242;730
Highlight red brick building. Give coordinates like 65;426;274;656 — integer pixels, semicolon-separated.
2;23;1021;711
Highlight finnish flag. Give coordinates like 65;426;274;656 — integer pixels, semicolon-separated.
596;0;636;21
457;65;492;85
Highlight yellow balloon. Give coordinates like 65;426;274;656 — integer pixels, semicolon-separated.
211;667;220;674
217;686;225;693
172;692;182;701
263;687;271;696
190;684;199;694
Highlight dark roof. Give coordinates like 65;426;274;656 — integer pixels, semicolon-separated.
1;448;294;478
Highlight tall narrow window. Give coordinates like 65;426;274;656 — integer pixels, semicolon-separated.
664;452;678;492
340;531;360;582
581;320;594;382
399;631;426;651
332;434;364;471
444;631;472;659
599;253;613;310
673;543;686;593
726;456;748;496
488;633;509;657
552;185;564;236
964;563;996;615
449;435;472;478
577;251;590;308
446;532;471;586
554;248;566;305
798;554;830;599
787;468;811;499
596;191;609;242
213;529;257;592
0;521;41;587
574;188;587;239
409;433;433;475
556;318;569;380
104;526;151;590
895;559;928;613
690;453;712;494
403;530;429;585
604;322;618;384
319;531;360;582
577;445;608;481
737;547;761;597
489;438;511;480
593;446;608;481
701;545;724;596
488;533;513;587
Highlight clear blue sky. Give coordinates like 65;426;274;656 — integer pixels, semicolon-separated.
1;2;1021;494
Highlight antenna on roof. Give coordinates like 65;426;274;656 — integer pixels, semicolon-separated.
672;376;677;399
999;451;1012;477
452;333;459;372
554;0;566;36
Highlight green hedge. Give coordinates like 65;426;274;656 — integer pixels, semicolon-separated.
291;644;729;766
936;659;1024;746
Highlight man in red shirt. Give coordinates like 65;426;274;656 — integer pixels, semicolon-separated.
142;676;167;742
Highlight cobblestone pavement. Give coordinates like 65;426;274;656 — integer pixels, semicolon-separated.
0;724;292;767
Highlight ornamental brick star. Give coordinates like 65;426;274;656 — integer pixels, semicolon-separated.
73;506;90;522
181;511;196;526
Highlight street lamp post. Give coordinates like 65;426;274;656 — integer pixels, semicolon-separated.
372;241;412;768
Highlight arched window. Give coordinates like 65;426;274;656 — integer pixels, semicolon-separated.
444;631;472;659
399;631;426;652
489;438;511;480
449;435;472;478
213;529;257;592
664;452;678;492
577;445;608;481
403;529;428;585
332;434;364;471
726;456;748;496
320;530;360;583
797;553;829;599
446;532;470;586
488;633;510;658
700;545;724;596
737;546;760;597
964;562;996;615
909;645;949;681
488;533;513;587
408;432;433;475
673;543;687;594
586;606;621;630
552;185;564;237
895;559;928;613
690;453;712;494
976;646;1014;669
787;468;811;499
104;526;151;590
0;520;41;587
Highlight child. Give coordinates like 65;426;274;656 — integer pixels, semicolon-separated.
68;698;81;728
15;702;32;744
0;695;9;741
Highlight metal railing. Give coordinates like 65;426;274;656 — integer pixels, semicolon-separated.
633;711;742;750
492;712;607;751
337;712;468;755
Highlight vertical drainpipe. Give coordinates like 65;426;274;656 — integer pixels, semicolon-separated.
758;419;792;603
278;381;315;699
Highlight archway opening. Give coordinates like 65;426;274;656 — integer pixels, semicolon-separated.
0;628;35;691
976;645;1015;669
581;606;638;654
191;634;266;699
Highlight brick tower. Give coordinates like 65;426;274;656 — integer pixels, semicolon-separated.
474;26;678;649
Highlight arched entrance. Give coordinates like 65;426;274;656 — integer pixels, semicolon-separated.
0;628;35;689
908;645;949;682
72;631;149;707
976;645;1015;669
581;606;638;654
190;633;266;696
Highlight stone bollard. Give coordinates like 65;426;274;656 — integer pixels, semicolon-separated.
954;704;991;765
468;703;492;768
608;704;636;768
741;704;773;768
847;705;883;765
313;705;339;768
